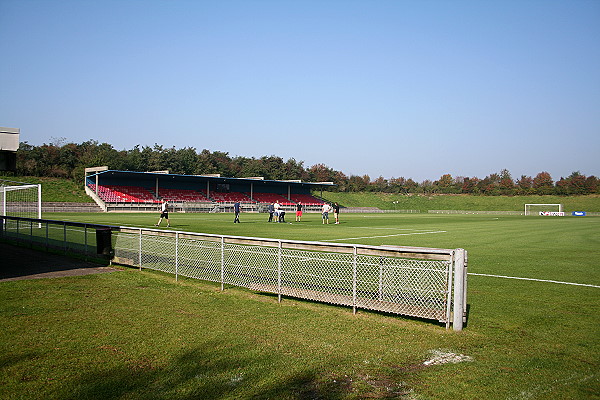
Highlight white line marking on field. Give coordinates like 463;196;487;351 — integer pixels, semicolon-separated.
323;230;446;241
352;227;434;231
469;273;600;288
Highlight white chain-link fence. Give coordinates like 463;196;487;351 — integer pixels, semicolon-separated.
112;227;467;330
0;216;467;330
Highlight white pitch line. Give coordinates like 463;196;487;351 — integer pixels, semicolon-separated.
323;230;446;241
352;227;434;231
469;273;600;288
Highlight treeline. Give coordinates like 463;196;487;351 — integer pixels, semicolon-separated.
12;140;599;195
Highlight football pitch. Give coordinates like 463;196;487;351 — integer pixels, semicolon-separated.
1;212;599;399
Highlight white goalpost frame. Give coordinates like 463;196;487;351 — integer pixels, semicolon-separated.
524;203;563;216
0;180;42;220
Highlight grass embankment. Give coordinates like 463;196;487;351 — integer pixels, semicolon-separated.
0;176;93;203
320;191;600;212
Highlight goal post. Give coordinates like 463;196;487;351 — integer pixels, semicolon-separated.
524;203;563;216
0;179;42;220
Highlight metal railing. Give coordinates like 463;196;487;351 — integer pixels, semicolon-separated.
0;216;111;259
1;216;467;330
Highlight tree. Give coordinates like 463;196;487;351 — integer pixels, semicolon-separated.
567;171;586;195
420;179;435;194
533;172;554;195
499;169;515;195
555;177;570;195
461;177;480;194
347;175;369;192
16;142;39;176
259;156;286;180
284;158;308;181
77;141;123;173
584;176;598;194
196;149;218;175
123;145;149;172
308;163;336;183
11;140;597;198
516;175;533;195
478;173;501;195
435;174;456;194
388;177;405;193
371;176;388;192
210;151;234;177
332;170;348;192
172;147;198;175
405;178;419;193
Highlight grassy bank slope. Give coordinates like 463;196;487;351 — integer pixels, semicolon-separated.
0;176;93;203
320;192;600;212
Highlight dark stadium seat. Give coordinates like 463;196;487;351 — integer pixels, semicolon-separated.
250;193;295;206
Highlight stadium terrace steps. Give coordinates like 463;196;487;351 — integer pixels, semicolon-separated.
209;191;253;203
88;184;160;203
42;202;102;212
249;193;294;205
157;188;211;202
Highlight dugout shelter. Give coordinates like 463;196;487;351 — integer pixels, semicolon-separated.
85;167;335;212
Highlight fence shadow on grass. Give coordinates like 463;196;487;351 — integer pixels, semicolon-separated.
0;242;113;281
59;340;352;400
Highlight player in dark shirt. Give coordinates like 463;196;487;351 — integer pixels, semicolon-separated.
295;202;303;222
234;201;241;223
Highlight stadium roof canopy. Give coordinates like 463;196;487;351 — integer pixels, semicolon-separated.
84;168;335;195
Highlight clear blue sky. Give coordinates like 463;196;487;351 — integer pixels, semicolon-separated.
1;0;599;182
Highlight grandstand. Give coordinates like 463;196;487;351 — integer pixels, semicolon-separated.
84;168;334;212
289;193;325;206
157;188;211;203
210;191;253;204
250;192;295;206
89;184;159;204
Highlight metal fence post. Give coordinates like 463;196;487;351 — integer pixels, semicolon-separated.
175;232;179;281
452;249;466;331
445;253;454;330
138;228;142;271
378;256;384;301
463;251;468;322
37;184;42;224
278;240;282;303
63;222;67;254
220;236;225;291
353;246;357;314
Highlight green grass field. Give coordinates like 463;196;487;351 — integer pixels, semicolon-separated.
2;211;599;399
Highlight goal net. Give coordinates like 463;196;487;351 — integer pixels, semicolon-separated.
524;203;563;216
0;179;42;219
